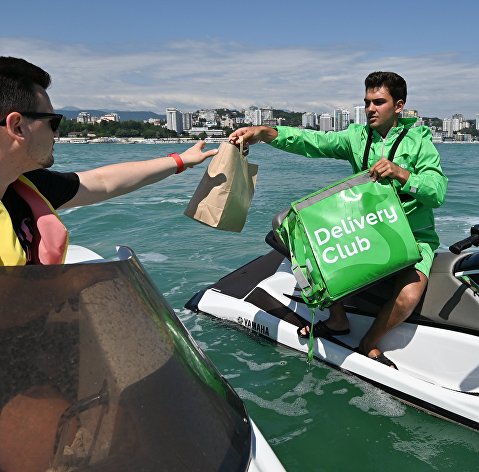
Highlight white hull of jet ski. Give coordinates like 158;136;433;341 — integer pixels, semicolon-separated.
188;250;479;431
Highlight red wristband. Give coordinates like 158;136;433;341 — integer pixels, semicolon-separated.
168;153;185;174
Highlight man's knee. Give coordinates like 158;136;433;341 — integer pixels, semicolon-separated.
394;276;427;317
394;292;419;316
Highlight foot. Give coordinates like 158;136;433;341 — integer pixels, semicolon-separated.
363;348;398;369
370;352;398;370
297;320;350;338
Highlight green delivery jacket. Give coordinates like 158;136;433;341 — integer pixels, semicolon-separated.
269;118;448;275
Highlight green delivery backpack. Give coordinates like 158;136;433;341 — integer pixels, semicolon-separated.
277;171;421;309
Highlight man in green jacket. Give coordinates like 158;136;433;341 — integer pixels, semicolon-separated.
229;71;448;369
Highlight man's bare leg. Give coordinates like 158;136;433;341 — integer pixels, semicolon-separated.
325;302;349;331
298;302;349;336
358;268;428;361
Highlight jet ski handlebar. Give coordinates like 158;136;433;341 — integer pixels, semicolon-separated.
449;224;479;254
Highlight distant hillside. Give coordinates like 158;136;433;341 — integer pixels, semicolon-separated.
56;108;165;121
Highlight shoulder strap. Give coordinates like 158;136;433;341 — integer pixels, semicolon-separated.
12;177;68;265
361;127;409;171
361;128;374;171
387;127;408;162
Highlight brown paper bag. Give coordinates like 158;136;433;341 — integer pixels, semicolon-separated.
184;140;258;232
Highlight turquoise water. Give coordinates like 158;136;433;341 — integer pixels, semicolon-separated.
56;142;479;471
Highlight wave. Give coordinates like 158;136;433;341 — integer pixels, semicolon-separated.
137;252;168;263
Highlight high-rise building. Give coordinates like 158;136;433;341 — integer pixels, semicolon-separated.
302;112;317;129
333;109;342;131
77;111;92;124
319;113;333;131
334;108;350;131
476;114;479;131
442;118;453;137
166;108;183;133
354;105;366;125
100;113;120;122
253;109;262;126
334;109;350;131
261;107;274;121
244;106;258;124
182;112;193;130
452;113;465;132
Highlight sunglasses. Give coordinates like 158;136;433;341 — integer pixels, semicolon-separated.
0;112;64;132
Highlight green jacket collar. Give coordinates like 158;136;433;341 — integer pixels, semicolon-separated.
366;117;417;140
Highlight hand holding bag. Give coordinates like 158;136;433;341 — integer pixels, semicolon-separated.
184;140;258;232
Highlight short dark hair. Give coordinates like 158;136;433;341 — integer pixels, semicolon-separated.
0;57;51;119
365;71;407;103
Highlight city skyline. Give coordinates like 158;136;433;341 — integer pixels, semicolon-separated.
161;105;479;122
3;1;479;118
64;105;479;143
159;106;478;136
64;104;479;122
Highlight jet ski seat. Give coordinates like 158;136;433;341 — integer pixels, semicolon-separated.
265;207;290;258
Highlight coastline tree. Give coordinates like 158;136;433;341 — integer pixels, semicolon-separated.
57;119;178;139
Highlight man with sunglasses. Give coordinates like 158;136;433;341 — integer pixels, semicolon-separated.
0;56;217;266
0;56;219;472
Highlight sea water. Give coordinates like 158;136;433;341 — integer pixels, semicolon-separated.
56;142;479;472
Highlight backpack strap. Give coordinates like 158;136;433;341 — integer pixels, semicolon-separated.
387;127;408;162
361;128;374;171
361;127;409;171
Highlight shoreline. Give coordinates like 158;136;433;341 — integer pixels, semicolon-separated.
55;137;478;145
55;137;229;145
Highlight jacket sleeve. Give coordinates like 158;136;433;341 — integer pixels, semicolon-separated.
400;127;448;209
269;126;353;162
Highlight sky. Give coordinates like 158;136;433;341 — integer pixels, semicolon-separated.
1;0;479;118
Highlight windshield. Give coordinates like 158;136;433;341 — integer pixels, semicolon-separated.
0;255;251;471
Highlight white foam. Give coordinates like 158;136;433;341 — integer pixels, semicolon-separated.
304;369;406;417
223;373;240;380
235;387;308;417
390;406;479;462
164;278;187;296
348;380;406;418
231;351;284;372
137;252;168;263
269;425;309;446
158;198;190;204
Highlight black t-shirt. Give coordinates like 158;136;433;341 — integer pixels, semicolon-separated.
1;169;80;261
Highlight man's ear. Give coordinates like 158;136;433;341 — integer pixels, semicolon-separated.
395;99;405;114
5;113;25;141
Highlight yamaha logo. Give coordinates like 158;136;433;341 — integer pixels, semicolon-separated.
238;317;270;337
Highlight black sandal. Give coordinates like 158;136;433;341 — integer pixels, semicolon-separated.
297;320;350;339
370;353;398;370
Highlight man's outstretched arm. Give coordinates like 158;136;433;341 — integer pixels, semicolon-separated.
61;141;217;208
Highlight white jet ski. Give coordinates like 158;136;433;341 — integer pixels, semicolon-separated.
0;246;285;472
186;224;479;431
